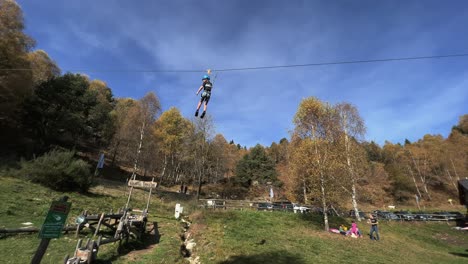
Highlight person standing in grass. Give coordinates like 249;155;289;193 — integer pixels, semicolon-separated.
367;214;380;241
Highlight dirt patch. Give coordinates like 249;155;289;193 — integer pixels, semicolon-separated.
123;244;158;262
118;222;161;262
434;233;467;247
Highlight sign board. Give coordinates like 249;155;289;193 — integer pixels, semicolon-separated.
38;201;71;238
97;153;105;169
128;180;158;189
175;203;183;219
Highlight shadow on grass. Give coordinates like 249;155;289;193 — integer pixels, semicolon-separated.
95;222;161;264
79;191;112;199
155;189;196;202
219;250;305;264
298;213;350;229
449;252;468;258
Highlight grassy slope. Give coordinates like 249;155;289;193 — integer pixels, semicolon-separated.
189;210;468;264
1;176;467;264
0;176;186;264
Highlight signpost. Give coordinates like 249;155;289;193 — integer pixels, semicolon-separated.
94;153;105;177
128;180;158;189
32;196;71;264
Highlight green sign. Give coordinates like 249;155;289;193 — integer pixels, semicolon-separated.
38;201;71;238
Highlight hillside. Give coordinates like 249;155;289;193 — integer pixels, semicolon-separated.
0;176;467;264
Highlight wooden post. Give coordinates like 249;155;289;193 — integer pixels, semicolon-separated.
31;196;69;264
31;239;51;264
94;213;105;237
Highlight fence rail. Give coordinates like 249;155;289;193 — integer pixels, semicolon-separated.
199;199;467;223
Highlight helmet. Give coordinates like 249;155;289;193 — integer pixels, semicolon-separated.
202;75;210;80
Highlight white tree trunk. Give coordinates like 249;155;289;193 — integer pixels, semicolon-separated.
450;158;460;181
446;168;457;189
342;115;361;222
126;121;146;208
160;154;167;184
303;178;308;204
411;154;431;200
408;166;422;198
351;181;360;221
320;172;329;231
131;121;146;178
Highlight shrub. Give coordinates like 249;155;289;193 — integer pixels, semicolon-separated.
17;149;92;192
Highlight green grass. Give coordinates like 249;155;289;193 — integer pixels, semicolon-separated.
0;176;186;264
1;175;467;264
189;210;468;264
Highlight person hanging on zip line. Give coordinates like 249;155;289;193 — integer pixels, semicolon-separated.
195;74;213;119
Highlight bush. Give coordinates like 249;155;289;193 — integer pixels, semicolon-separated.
16;149;93;192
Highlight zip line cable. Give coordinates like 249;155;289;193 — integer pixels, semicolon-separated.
1;53;468;73
214;53;468;72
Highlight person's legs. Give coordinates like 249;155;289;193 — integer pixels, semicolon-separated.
374;226;380;241
369;227;375;240
200;104;206;118
195;99;203;116
200;94;210;118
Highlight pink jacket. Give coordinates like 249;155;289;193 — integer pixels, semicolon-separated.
351;223;358;234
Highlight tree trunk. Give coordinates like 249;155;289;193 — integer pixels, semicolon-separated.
446;168;457;189
320;172;329;231
303;178;308;204
160;154;167;185
408;166;422;198
126;121;146;209
197;162;203;200
410;154;431;200
450;158;460;181
341;113;361;222
131;121;146;178
111;140;120;167
351;180;360;222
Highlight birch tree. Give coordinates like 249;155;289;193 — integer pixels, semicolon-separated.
191;115;214;199
335;102;367;221
153;107;192;185
290;97;341;231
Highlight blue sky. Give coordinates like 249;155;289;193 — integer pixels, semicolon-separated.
18;0;468;147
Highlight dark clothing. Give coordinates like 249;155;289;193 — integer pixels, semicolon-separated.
370;225;380;240
203;81;213;92
369;218;379;240
200;81;213;103
200;91;211;103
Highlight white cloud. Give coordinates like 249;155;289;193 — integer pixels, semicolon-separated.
19;0;468;147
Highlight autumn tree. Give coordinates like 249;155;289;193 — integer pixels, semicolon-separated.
269;138;294;201
129;92;161;178
191;114;215;199
451;114;468;135
26;49;60;86
335;102;367;221
0;0;35;138
381;142;414;201
290;97;342;231
447;115;468;184
108;98;138;167
153;107;192;185
208;134;230;183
